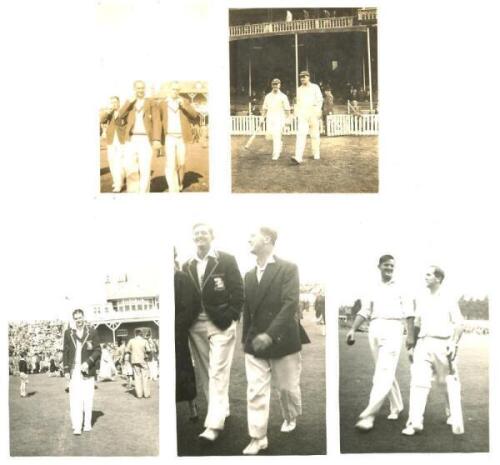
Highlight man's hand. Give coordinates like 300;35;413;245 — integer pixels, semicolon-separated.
80;362;89;375
252;333;273;353
152;140;162;151
405;336;416;351
446;343;458;361
64;372;71;381
346;329;355;345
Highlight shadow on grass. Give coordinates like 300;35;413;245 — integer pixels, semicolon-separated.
150;176;168;192
91;410;104;427
183;171;203;190
26;391;37;397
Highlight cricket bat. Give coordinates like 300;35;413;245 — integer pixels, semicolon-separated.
446;354;464;434
243;118;266;150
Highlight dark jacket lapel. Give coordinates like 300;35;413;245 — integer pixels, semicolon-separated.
187;259;201;293
252;259;280;313
201;255;219;290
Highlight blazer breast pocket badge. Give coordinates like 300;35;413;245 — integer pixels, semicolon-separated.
213;276;226;292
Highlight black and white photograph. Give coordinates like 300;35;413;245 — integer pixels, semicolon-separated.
98;1;209;194
2;0;499;464
173;212;326;455
230;7;378;193
335;215;490;454
8;269;160;456
99;80;209;194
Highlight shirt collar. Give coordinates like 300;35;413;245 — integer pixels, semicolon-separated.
256;255;276;270
194;247;217;263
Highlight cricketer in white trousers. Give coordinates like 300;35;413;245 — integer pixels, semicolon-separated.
106;139;125;192
359;318;404;420
69;368;94;431
405;290;464;431
165;134;185;193
245;352;302;439
124;134;152;193
294;83;323;162
132;363;150;398
406;337;459;428
188;319;237;430
262;89;290;159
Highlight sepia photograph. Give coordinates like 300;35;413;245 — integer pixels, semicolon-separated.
173;214;326;455
229;7;378;193
99;80;209;193
8;268;160;456
336;227;490;454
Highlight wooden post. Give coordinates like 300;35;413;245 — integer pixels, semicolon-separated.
295;33;299;93
248;54;252;115
366;26;373;112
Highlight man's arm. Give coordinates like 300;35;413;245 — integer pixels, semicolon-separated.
314;85;324;114
265;263;300;342
62;330;71;375
448;300;465;360
241;274;251;344
117;99;135;119
180;98;200;120
151;101;162;147
346;313;366;344
85;328;101;370
99;110;112;125
221;254;244;321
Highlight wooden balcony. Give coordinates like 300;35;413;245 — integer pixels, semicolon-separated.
229;16;366;41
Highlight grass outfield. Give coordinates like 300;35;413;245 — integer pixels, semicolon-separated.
176;313;327;456
231;135;378;193
339;328;489;453
100;140;209;193
9;374;159;456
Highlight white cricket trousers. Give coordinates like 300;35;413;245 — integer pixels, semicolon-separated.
106;140;125;191
406;337;460;427
295;115;320;162
266;118;284;158
359;319;403;420
69;370;95;431
188;319;237;430
132;363;151;398
165;134;186;193
124;135;152;193
148;359;159;381
245;352;302;439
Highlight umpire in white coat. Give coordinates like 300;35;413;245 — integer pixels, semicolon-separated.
292;70;323;164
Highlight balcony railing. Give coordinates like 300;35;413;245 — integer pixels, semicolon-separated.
90;306;160;323
230;16;355;39
358;8;377;22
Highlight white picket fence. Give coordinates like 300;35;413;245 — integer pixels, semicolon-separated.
231;114;378;136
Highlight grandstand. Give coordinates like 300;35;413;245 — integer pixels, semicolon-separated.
229;7;378;128
87;273;160;343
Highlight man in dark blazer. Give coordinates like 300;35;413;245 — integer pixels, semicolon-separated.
182;223;244;442
62;309;101;435
242;227;310;455
118;80;161;193
156;82;200;192
100;96;127;192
